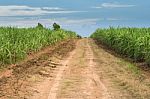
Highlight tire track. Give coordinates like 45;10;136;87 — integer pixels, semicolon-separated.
86;39;111;99
48;45;77;99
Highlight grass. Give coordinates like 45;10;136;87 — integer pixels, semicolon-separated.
127;63;141;75
0;26;77;65
119;59;141;75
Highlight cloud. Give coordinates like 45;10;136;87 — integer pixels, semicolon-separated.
0;17;126;27
91;6;102;9
42;7;63;10
102;3;136;8
0;17;100;27
106;18;122;21
0;5;86;16
92;3;136;8
30;18;99;26
54;18;99;24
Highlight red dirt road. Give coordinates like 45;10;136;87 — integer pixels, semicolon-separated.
29;39;150;99
1;39;150;99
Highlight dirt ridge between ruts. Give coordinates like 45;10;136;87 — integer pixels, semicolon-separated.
86;40;111;99
48;46;76;99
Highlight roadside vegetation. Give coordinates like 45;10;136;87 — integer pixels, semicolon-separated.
0;23;77;65
91;27;150;66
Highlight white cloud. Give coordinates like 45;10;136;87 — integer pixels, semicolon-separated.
29;18;99;26
102;3;136;8
106;18;122;21
0;5;34;10
42;7;63;10
91;6;102;9
0;17;126;28
92;3;136;8
53;18;99;24
0;18;100;27
0;17;126;27
0;5;86;16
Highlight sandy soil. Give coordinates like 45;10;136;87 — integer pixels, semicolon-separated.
1;38;150;99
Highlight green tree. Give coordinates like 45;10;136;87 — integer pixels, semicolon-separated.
53;23;60;30
36;23;44;29
77;34;82;39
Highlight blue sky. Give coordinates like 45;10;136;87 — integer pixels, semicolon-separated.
0;0;149;36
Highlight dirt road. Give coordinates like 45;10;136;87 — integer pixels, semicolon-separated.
29;38;110;99
29;38;150;99
1;39;150;99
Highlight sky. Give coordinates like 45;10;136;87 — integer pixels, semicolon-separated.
0;0;149;36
